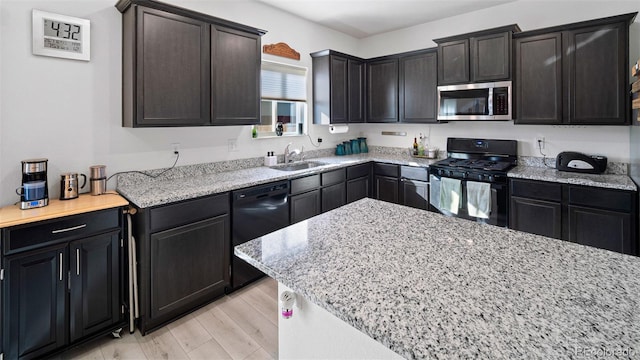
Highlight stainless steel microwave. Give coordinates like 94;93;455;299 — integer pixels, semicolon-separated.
437;81;512;121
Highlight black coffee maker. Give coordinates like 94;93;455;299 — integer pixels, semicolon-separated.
17;158;49;209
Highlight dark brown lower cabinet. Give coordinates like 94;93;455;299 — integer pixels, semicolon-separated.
400;179;429;210
322;183;346;212
510;196;562;239
347;176;370;203
509;178;637;255
320;169;346;212
133;194;230;334
149;216;229;324
374;163;400;204
290;190;321;223
400;165;429;210
375;175;399;203
568;206;631;254
346;163;371;203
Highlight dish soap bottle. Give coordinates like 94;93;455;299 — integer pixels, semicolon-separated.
418;133;425;156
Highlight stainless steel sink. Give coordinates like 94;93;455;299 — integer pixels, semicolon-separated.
269;161;327;171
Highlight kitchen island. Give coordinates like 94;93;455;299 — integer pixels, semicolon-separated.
235;198;640;359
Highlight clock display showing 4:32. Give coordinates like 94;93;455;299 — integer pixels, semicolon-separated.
32;9;90;61
44;19;82;41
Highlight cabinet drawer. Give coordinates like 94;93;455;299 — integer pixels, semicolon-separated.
510;179;561;202
290;174;320;195
400;166;428;181
3;208;120;255
374;163;399;177
347;163;371;180
150;193;229;233
322;169;346;187
568;186;634;213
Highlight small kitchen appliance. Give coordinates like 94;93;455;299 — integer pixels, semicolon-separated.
59;173;87;200
556;151;607;174
89;165;107;195
428;138;517;227
17;158;49;209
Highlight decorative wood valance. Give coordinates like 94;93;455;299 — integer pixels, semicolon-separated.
263;42;300;60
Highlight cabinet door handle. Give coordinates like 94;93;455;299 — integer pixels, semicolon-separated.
76;248;80;275
59;253;64;281
52;224;86;234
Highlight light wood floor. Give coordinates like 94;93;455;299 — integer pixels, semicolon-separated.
61;277;278;360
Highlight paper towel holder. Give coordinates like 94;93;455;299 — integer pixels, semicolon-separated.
329;125;349;134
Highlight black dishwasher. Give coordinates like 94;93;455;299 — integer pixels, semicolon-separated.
230;181;290;291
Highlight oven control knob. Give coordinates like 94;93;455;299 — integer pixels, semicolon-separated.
462;172;468;179
487;175;494;182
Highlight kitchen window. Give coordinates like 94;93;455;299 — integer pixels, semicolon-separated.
254;61;308;138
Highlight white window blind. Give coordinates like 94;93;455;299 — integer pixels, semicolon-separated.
261;61;307;101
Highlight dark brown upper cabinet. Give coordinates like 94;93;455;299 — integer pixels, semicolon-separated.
470;32;512;82
348;59;366;123
514;13;636;125
514;32;563;124
436;39;469;85
434;25;520;85
399;49;438;123
310;50;365;124
366;57;399;122
117;0;265;127
211;26;261;125
366;49;438;123
312;48;438;124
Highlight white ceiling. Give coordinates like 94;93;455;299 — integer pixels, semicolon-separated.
255;0;516;38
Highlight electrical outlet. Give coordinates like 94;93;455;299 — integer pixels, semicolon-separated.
228;139;238;152
535;136;545;149
171;143;180;153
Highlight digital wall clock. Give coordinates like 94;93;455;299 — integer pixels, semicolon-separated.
32;9;90;61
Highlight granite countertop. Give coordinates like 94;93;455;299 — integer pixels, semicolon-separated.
116;151;636;208
235;198;640;359
116;153;438;208
508;165;637;191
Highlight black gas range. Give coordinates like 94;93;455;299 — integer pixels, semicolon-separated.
430;138;517;183
428;138;517;227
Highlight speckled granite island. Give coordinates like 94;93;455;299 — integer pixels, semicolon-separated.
235;198;640;359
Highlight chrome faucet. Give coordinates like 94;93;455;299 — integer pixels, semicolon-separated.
284;143;301;163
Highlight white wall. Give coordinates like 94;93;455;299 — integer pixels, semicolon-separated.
0;0;359;206
355;0;640;161
1;0;638;207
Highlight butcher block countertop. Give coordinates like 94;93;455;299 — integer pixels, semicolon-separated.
0;192;129;228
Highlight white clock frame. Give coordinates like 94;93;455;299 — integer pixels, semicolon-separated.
32;9;90;61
